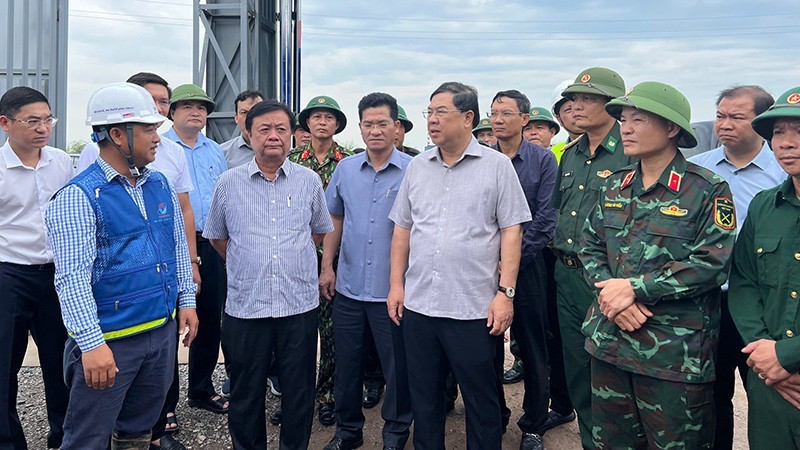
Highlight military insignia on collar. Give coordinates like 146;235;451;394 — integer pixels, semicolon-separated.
714;197;736;230
581;74;591;83
562;171;573;177
607;139;616;148
620;171;636;189
659;204;688;217
597;169;613;179
788;93;800;104
668;170;682;191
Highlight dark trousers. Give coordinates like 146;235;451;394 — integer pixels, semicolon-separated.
61;321;176;450
332;294;411;447
543;248;573;415
404;309;502;450
493;339;512;431
509;255;550;433
223;310;318;450
188;237;227;401
0;262;68;450
712;292;748;450
362;327;385;392
151;327;181;442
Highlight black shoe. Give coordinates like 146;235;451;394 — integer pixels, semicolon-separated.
269;408;282;425
503;367;524;384
362;385;384;409
318;402;336;426
150;434;187;450
322;436;363;450
519;432;544;450
539;409;576;433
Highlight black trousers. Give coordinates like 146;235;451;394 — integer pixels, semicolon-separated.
151;326;181;442
508;255;550;433
362;327;385;391
543;248;573;415
222;309;318;450
332;294;411;447
188;236;227;401
712;291;748;450
404;309;502;450
0;262;69;450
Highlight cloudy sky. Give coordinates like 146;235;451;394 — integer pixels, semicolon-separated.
65;0;800;150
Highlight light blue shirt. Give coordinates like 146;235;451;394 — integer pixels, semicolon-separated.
202;159;334;319
163;128;226;232
326;149;412;302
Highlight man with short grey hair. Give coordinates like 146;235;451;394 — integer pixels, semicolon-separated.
388;81;531;449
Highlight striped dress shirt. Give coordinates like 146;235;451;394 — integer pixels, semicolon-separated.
203;158;334;319
45;158;197;352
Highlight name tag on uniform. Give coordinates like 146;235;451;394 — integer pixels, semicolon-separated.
604;201;624;209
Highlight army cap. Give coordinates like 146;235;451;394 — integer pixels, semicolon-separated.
397;105;413;132
526;106;560;134
472;117;492;136
168;84;216;119
298;95;347;134
605;81;698;148
562;67;626;100
752;86;800;140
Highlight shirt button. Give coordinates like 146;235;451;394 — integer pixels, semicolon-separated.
272;236;276;240
374;178;378;182
445;187;450;191
367;260;372;265
271;200;275;204
567;238;574;244
272;255;277;259
792;291;798;299
372;198;377;202
435;250;440;254
442;207;447;211
271;218;276;222
571;211;577;217
757;247;763;254
370;218;375;223
368;239;373;244
586;160;592;165
787;330;795;338
795;252;800;260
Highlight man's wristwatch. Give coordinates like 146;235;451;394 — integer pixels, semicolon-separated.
192;256;202;266
498;286;515;300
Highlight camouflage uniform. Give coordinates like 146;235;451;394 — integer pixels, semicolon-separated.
580;82;737;449
288;141;353;406
728;87;800;450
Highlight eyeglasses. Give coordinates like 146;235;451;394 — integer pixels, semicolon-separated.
422;108;462;119
155;100;171;107
487;110;524;119
6;115;58;128
360;121;393;131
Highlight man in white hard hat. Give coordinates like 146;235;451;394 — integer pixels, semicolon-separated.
45;82;199;450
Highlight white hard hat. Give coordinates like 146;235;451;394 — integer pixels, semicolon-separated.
86;82;167;126
551;79;573;114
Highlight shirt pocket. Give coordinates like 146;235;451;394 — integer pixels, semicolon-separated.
645;217;696;261
754;236;781;288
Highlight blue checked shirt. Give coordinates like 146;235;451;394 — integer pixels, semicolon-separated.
163;128;226;232
45;158;197;352
203;159;334;319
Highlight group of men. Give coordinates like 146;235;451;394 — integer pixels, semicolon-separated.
1;63;799;450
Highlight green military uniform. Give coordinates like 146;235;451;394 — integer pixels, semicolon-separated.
291;96;353;410
729;87;800;450
550;67;630;449
581;82;736;449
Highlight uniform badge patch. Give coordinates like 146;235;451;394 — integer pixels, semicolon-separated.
668;170;682;192
788;93;800;104
597;169;613;179
581;74;591;83
659;204;688;217
604;201;624;209
620;171;636;189
714;197;736;230
318;97;326;103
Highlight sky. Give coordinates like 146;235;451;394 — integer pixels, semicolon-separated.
64;0;800;150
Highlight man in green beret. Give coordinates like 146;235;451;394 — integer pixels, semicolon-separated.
581;81;735;448
288;95;353;426
473;117;497;147
550;67;633;449
729;86;800;450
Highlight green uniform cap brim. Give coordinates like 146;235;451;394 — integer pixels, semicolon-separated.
399;118;413;132
606;95;698;148
298;104;347;134
526;117;561;135
562;83;617;100
752;105;800;141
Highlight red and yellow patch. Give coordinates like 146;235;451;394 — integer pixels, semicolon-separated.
620;170;636;189
659;204;689;217
668;170;682;192
581;74;591;83
788;93;800;104
596;169;613;179
714;197;736;230
532;109;540;116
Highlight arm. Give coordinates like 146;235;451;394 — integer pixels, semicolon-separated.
202;178;229;261
178;192;201;293
169;187;198;348
487;225;522;335
519;151;558;269
320;215;344;300
210;239;228;261
387;225;411;326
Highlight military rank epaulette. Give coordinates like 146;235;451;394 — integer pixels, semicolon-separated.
561;134;584;153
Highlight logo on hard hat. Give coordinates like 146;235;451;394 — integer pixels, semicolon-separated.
318;97;326;104
532;109;540;116
788;93;800;104
581;74;591;83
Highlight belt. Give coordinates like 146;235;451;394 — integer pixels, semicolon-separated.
196;232;208;243
0;261;55;271
556;252;583;269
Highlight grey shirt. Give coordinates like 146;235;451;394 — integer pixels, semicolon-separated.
221;135;255;169
203;159;334;319
389;138;531;320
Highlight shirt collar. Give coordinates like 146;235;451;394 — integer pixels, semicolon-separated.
165;127;210;150
774;176;799;206
235;134;252;150
578;121;621;156
621;151;686;193
248;157;292;179
1;139;54;169
426;136;483;162
96;156;152;184
360;148;405;171
749;141;774;171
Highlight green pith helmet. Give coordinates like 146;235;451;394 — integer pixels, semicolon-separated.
168;84;216;120
472;117;492;136
605;81;698;148
752;87;800;140
298;95;347;134
562;67;626;100
397;105;413;132
526;106;561;134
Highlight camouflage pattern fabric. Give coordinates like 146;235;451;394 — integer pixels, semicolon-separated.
288;141;353;190
579;152;735;384
591;357;714;449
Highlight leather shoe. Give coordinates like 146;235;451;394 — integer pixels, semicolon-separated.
269;408;282;425
502;367;524;384
362;385;384;409
519;432;544;450
318;402;336;426
150;434;187;450
539;409;576;433
322;436;363;450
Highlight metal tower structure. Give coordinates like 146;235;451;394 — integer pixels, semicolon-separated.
0;0;69;149
193;0;301;143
